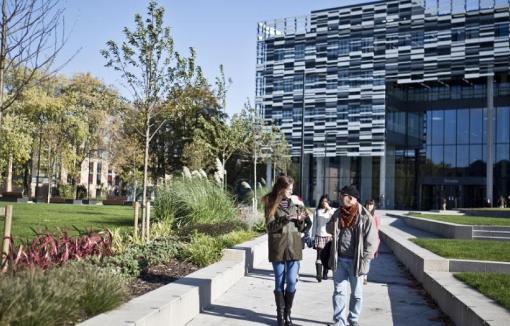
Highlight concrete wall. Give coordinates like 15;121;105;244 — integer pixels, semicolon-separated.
381;224;510;325
79;234;268;326
460;209;510;218
388;213;473;239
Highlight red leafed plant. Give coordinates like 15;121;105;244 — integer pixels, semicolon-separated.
2;230;113;271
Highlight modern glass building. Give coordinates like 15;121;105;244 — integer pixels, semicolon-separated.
256;0;510;209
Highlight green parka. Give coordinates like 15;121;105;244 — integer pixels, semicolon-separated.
266;199;307;262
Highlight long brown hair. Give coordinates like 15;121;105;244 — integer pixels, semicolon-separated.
262;176;294;221
365;199;375;215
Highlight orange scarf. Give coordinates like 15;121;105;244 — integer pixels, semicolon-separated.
339;204;358;229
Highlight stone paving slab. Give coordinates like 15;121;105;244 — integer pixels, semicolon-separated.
187;223;446;326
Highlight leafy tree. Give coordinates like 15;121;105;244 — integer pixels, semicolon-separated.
101;0;198;239
0;0;67;191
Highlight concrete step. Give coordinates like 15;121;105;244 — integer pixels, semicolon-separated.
472;235;510;241
472;226;510;232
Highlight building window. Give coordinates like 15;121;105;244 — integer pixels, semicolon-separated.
294;44;305;60
338;39;350;55
283;78;293;92
398;34;411;47
495;24;509;38
466;28;479;39
386;34;399;50
411;31;424;47
425;31;437;43
326;79;337;90
96;162;102;185
293;74;304;90
350;40;361;52
452;28;465;42
274;78;283;92
275;48;285;61
256;42;266;64
305;74;318;89
361;37;373;53
88;162;94;183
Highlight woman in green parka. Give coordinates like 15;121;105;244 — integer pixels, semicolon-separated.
262;175;308;326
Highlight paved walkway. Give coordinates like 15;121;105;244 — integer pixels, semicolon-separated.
188;212;446;326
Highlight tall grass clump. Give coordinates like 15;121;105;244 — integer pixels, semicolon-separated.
154;177;237;228
0;264;127;325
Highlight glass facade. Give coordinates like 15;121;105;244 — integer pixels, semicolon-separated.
387;77;510;209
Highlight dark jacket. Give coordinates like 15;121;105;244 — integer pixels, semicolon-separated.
326;203;377;276
266;198;307;262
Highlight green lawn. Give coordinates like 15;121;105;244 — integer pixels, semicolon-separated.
0;203;133;243
455;272;510;312
410;238;510;262
408;213;510;226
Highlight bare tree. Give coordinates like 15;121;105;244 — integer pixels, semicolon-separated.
0;0;68;191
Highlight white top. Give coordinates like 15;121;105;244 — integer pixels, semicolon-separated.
312;208;336;237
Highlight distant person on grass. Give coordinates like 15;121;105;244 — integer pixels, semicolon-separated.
262;175;309;326
326;185;377;326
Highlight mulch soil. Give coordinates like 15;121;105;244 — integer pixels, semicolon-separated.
129;259;199;297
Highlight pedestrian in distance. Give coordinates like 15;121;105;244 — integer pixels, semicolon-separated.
362;199;381;285
312;194;335;282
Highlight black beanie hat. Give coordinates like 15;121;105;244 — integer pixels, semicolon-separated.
339;185;360;200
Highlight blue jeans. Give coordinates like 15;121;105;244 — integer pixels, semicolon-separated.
332;257;363;326
272;260;299;293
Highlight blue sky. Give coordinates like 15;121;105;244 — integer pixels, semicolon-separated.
58;0;366;116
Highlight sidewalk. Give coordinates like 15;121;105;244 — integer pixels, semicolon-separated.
187;213;446;326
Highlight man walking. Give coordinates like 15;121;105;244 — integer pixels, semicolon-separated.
326;185;378;326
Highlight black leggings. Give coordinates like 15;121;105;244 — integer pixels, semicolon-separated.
316;242;331;268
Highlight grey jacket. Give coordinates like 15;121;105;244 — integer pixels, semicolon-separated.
326;203;378;276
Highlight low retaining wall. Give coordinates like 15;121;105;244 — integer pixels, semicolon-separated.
381;225;510;325
79;234;268;326
388;213;473;239
449;259;510;274
423;271;509;326
460;209;510;218
379;226;449;283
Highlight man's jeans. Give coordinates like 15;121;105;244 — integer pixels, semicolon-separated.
272;260;299;293
332;257;363;326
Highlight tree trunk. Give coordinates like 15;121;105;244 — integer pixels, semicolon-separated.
0;0;7;190
141;116;150;241
253;151;257;212
5;154;12;192
46;146;52;204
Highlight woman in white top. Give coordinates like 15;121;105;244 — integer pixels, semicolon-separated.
312;194;336;282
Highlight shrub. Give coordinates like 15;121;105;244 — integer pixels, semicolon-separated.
252;218;267;233
179;232;223;267
178;220;248;238
219;230;258;248
154;178;237;228
0;264;127;326
102;236;182;277
179;230;258;268
5;230;113;271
